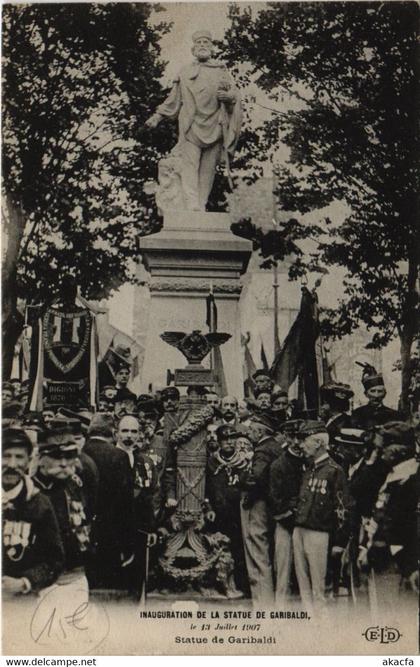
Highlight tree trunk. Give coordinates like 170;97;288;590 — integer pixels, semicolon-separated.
2;195;26;379
399;331;414;415
398;252;419;415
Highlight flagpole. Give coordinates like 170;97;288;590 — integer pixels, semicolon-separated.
273;262;280;356
209;282;214;372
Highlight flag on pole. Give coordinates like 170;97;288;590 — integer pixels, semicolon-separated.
241;332;257;397
260;338;269;371
206;288;218;332
206;286;227;396
270;286;320;414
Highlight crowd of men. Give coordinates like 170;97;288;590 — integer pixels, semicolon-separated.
2;360;419;614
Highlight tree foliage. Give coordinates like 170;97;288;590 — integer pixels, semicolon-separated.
3;2;175;300
2;2;174;372
222;1;419;404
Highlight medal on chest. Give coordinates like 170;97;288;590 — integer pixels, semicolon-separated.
3;520;32;561
67;495;90;551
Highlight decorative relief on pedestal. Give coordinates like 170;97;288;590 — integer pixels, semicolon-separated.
149;278;242;295
175;369;214;386
155;156;186;214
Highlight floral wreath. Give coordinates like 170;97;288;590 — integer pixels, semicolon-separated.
169;405;214;448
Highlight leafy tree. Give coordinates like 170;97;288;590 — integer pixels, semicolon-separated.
2;2;174;376
222;1;419;410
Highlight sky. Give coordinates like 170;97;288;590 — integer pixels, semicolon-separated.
152;2;234;82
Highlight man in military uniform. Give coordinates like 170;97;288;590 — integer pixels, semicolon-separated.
268;421;304;604
137;397;174;518
206;424;252;595
33;426;93;588
293;421;352;612
2;429;64;596
160;386;180;415
49;415;99;521
352;364;402;429
241;414;285;605
358;422;419;600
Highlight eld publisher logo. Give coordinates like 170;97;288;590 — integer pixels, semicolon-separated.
362;626;402;644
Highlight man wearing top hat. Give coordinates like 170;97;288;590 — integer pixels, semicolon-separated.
351;364;402;430
2;428;64;595
146;30;242;211
319;382;354;442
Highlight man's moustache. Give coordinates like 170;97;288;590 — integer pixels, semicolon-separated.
2;467;23;477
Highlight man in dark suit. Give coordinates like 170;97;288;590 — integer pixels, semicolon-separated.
84;417;134;589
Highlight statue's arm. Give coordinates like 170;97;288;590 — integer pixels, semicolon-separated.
146;76;182;128
217;68;240;109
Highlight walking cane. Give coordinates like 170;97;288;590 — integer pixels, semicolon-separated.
138;531;157;608
367;568;379;623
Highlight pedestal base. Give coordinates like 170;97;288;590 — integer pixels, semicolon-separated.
138;210;252;395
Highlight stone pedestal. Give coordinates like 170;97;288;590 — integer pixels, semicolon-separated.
138;211;252;395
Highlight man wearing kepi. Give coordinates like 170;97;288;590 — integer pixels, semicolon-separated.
241;415;285;606
2;428;64;596
33;426;92;595
293;421;352;613
268;421;304;605
146;30;242;211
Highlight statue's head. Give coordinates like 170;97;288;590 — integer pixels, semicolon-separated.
191;30;214;62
